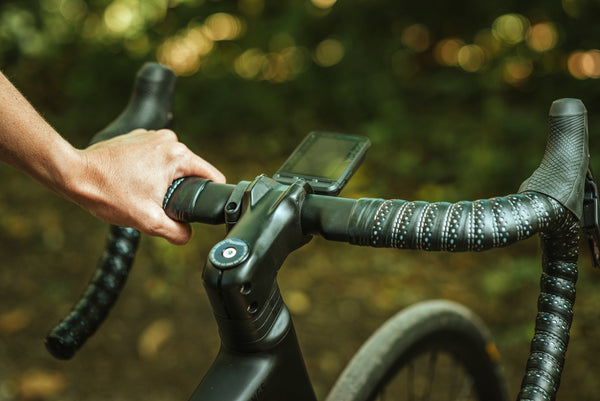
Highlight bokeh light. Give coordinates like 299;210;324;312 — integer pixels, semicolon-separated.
457;44;486;72
527;22;558;52
234;48;267;79
155;12;245;76
568;50;600;79
262;53;291;82
234;44;306;82
204;12;244;41
311;0;337;9
503;57;533;85
492;13;529;45
434;38;465;66
401;24;431;53
103;0;135;34
157;25;216;76
186;26;215;55
157;35;203;76
314;38;344;67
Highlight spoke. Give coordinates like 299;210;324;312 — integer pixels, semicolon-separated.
371;351;480;401
446;354;460;398
407;360;415;401
422;351;438;400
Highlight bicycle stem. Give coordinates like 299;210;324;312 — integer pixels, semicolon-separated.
191;176;317;401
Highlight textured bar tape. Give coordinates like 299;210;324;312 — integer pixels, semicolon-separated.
45;226;140;360
348;191;577;400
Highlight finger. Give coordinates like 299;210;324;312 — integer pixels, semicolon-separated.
178;152;226;184
155;131;225;183
149;218;193;245
129;203;192;245
163;221;193;245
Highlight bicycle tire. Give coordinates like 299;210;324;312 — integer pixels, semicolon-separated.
326;300;509;401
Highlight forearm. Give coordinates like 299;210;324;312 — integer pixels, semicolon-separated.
0;71;79;197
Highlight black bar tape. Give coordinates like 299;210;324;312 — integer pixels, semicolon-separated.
45;63;176;360
348;192;565;252
45;226;140;360
347;192;578;400
517;220;579;401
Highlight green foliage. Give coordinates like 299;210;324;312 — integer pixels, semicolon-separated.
2;0;600;196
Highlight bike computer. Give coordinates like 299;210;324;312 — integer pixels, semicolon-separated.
274;131;370;196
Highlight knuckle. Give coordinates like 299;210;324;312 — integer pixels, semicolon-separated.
157;129;178;141
169;142;191;159
129;128;148;135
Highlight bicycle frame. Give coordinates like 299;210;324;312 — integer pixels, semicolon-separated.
190;176;318;401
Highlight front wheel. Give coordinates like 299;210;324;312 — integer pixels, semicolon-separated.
326;300;508;401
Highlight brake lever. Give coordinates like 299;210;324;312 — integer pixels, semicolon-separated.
582;168;600;268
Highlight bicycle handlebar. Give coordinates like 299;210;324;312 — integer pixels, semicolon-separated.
322;99;587;400
45;226;140;359
163;98;588;400
336;101;589;399
89;62;176;144
44;63;176;360
45;61;591;401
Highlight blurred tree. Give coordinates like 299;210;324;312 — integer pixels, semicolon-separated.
1;0;600;197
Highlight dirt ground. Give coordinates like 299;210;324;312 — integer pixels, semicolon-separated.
2;163;600;401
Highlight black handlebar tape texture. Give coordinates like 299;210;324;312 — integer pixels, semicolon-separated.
348;192;566;252
45;63;176;360
347;193;578;400
89;63;176;145
346;99;589;400
516;98;587;400
519;98;589;220
45;226;140;360
518;220;578;400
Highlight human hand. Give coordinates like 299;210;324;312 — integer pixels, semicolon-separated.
65;129;225;245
